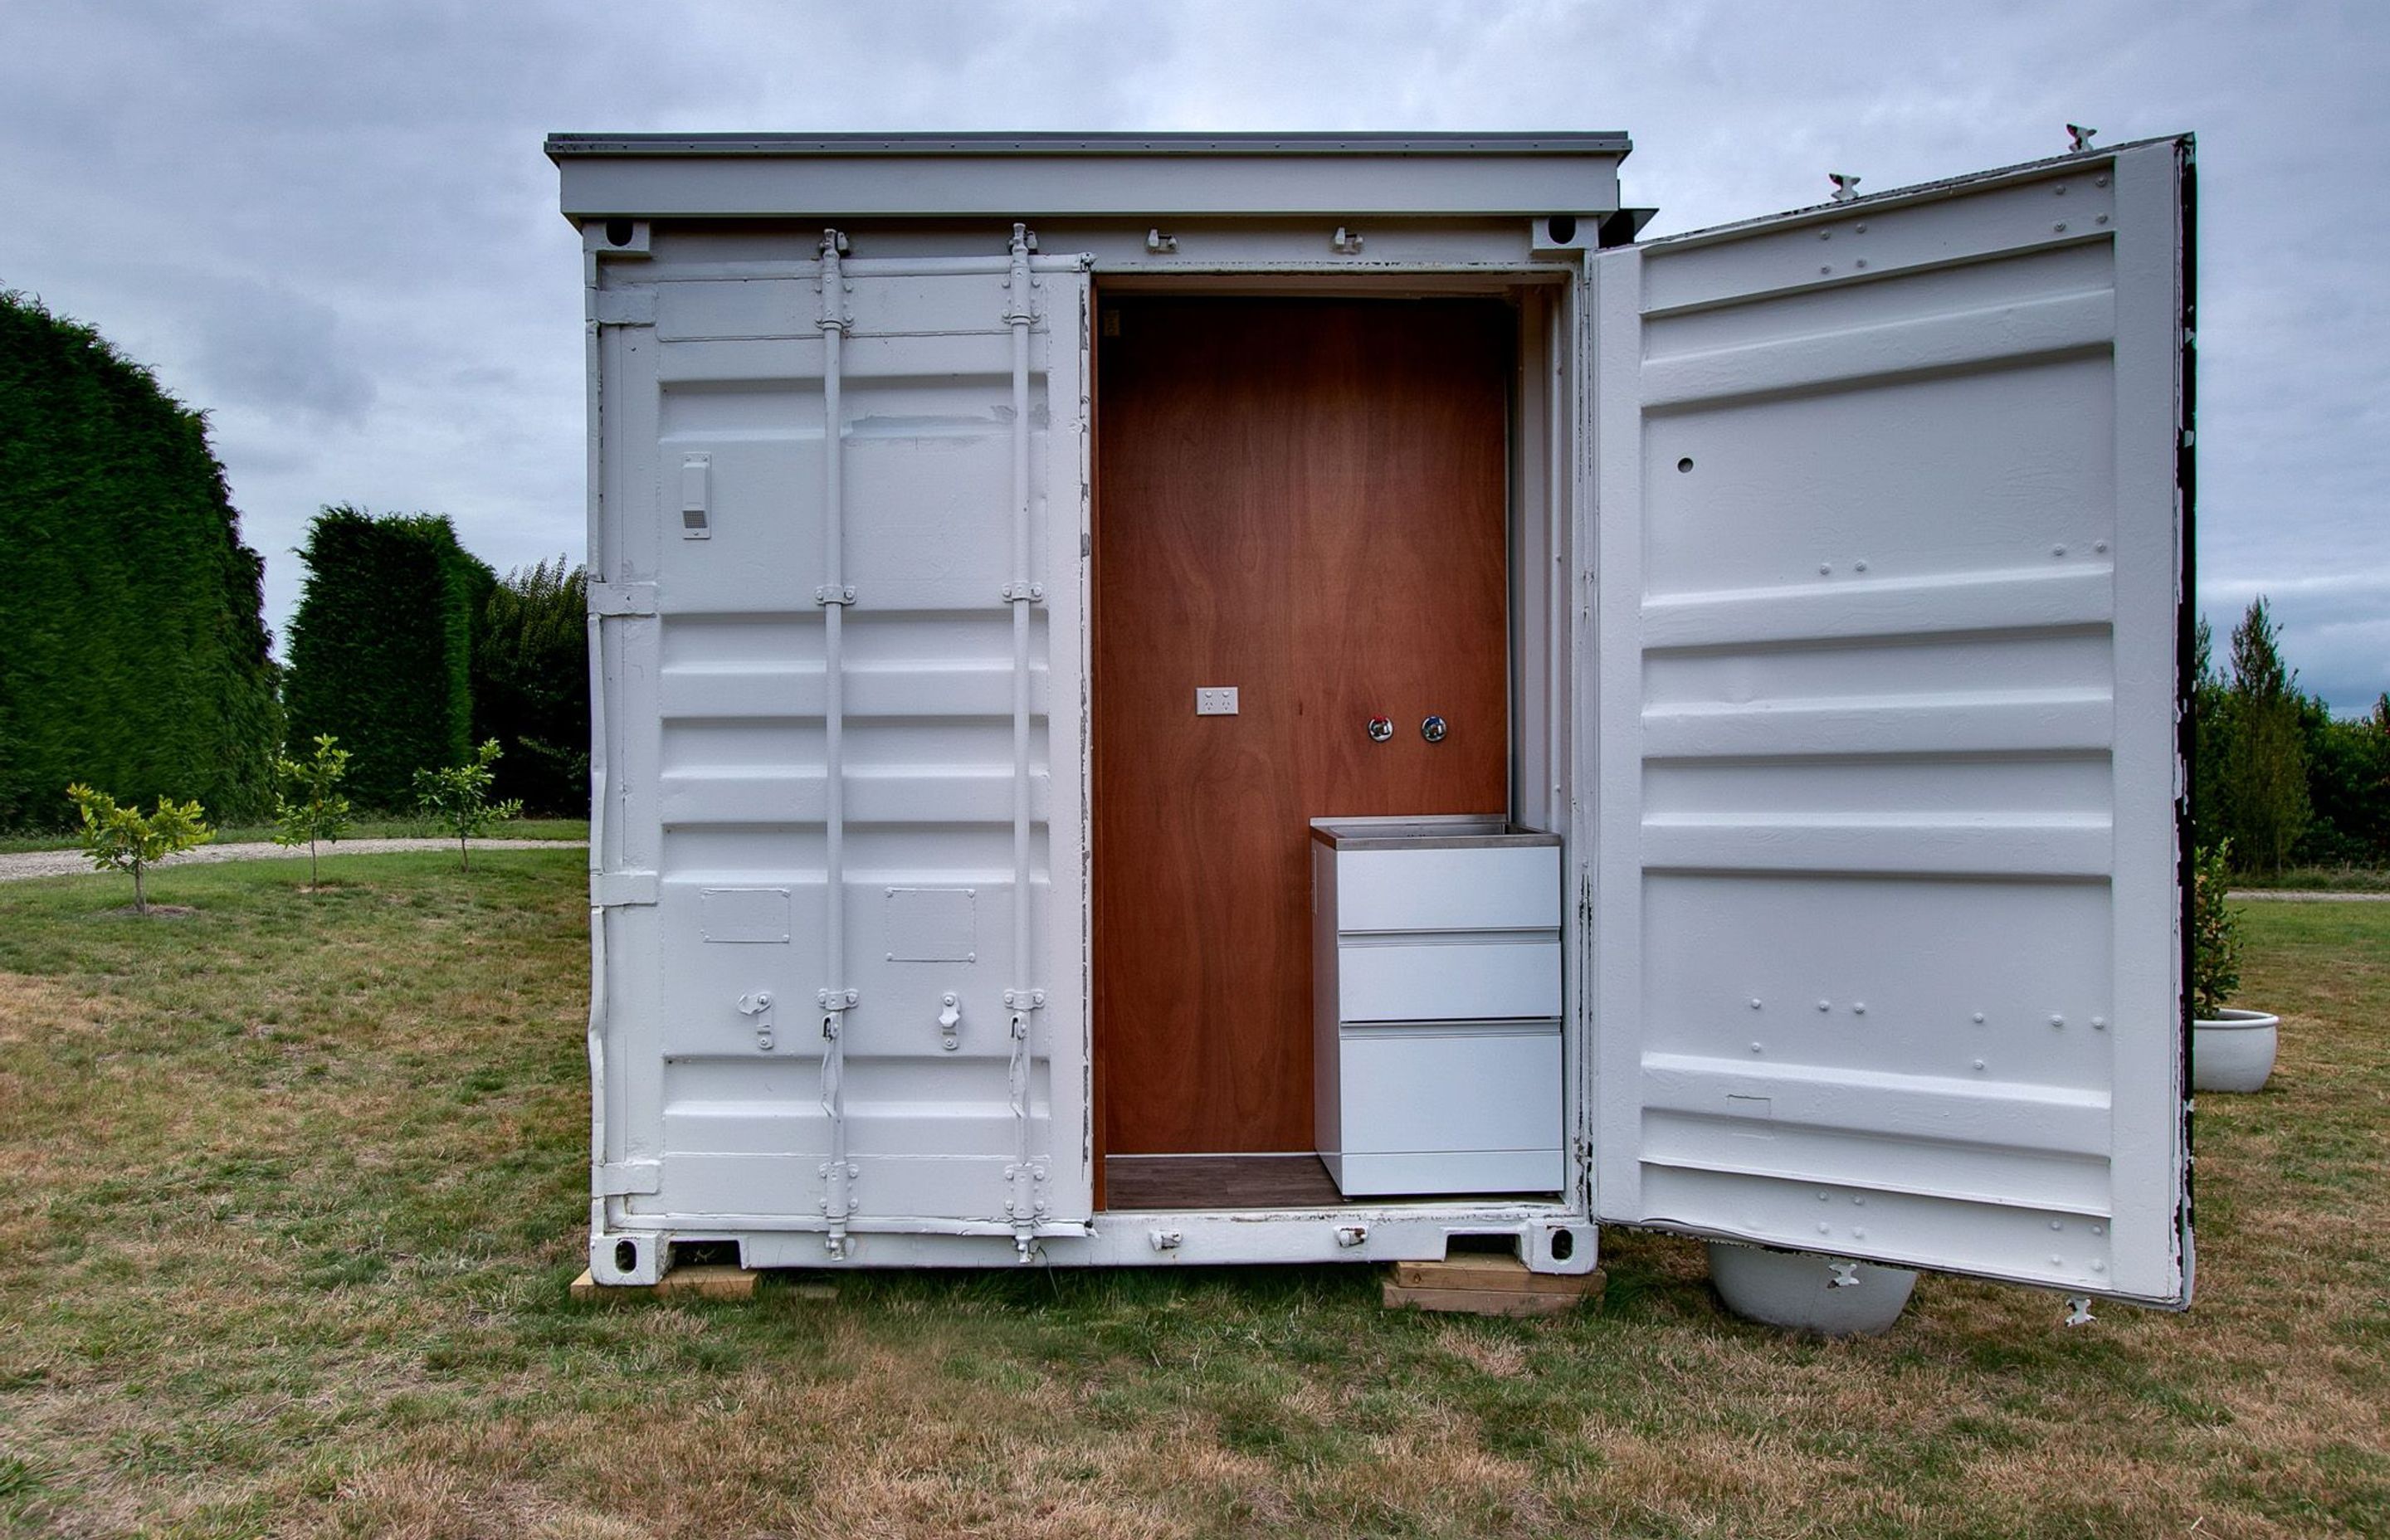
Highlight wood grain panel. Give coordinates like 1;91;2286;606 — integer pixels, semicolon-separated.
1104;1154;1350;1211
1095;299;1511;1156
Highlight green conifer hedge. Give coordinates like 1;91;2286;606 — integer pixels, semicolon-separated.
284;506;495;811
0;292;280;829
472;556;590;815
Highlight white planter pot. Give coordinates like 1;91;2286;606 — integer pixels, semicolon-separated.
2192;1007;2279;1093
1706;1242;1918;1336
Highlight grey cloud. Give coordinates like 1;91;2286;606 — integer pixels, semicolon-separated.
185;274;375;424
0;0;2382;725
2203;569;2390;715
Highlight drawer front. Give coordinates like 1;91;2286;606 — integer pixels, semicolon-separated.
1334;1147;1567;1196
1338;938;1563;1022
1334;845;1561;933
1336;1027;1563;1157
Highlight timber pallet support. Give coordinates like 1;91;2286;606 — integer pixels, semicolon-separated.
569;1265;837;1304
1382;1256;1607;1318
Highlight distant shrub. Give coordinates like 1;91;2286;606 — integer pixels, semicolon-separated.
285;506;494;811
473;556;588;815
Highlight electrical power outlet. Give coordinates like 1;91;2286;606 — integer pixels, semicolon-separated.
1195;686;1239;716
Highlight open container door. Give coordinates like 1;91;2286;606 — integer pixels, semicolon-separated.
1585;138;2192;1304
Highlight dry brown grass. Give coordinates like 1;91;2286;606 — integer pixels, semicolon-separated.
0;856;2383;1538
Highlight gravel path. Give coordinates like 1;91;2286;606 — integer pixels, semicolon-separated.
0;838;587;883
2226;889;2390;902
4;842;2373;896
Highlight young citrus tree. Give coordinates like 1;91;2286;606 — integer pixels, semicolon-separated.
2192;841;2244;1018
272;733;353;888
65;784;211;915
412;738;524;872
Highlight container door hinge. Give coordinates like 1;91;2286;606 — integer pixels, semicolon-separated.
817;227;852;331
588;581;657;618
1003;1160;1049;1245
592;870;660;908
1002;996;1047;1260
1002;222;1040;326
598;1159;661;1196
594;288;656;327
818;1001;857;1258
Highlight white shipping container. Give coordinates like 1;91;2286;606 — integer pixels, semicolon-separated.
551;132;2194;1308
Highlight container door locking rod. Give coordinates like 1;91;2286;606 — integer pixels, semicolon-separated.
815;227;858;1257
1000;222;1046;1260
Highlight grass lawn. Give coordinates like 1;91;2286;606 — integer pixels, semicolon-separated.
0;856;2383;1538
0;818;589;855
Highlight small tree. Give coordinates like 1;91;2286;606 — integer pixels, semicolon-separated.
412;738;523;872
2191;841;2243;1017
272;733;353;888
2220;597;2310;876
65;784;211;915
2190;615;2230;851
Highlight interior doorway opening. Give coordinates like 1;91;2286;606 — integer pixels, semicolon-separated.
1091;290;1563;1211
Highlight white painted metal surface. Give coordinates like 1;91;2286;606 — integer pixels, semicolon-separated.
564;131;2189;1299
1313;820;1567;1196
549;133;1628;222
583;222;1095;1280
1586;139;2191;1304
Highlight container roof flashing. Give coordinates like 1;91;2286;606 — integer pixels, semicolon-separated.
547;131;1633;222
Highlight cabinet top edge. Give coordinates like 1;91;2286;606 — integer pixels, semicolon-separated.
1310;816;1562;851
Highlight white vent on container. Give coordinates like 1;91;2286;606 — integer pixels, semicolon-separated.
680;452;710;539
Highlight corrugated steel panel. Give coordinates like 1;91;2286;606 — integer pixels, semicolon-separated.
568;132;2192;1293
591;246;1092;1252
1587;139;2191;1304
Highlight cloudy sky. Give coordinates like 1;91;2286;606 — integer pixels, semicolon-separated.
4;0;2383;714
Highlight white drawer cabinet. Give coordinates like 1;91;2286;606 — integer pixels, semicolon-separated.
1311;817;1566;1197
